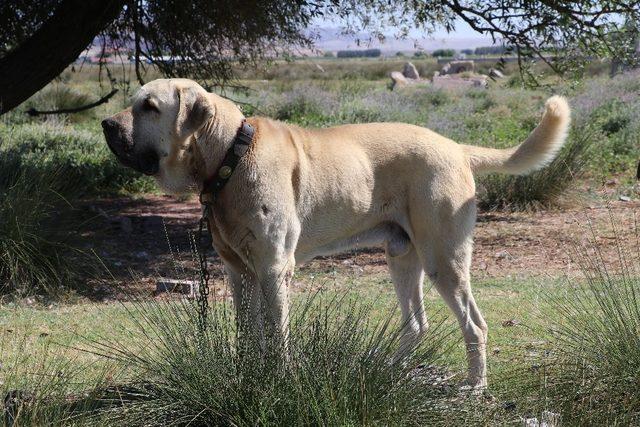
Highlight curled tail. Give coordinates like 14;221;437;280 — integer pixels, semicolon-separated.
463;96;571;175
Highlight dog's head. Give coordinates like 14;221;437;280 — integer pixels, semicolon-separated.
102;78;226;194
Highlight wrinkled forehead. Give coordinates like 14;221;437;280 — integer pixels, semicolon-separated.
134;79;177;105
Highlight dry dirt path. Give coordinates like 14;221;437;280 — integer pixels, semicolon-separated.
78;195;640;301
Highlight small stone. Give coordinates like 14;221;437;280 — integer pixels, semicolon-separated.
619;195;631;202
541;410;560;427
441;60;475;75
522;417;540;427
495;250;508;259
501;319;519;327
605;178;618;186
489;68;504;79
502;400;516;412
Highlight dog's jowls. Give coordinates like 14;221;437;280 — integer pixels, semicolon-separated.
103;78;570;389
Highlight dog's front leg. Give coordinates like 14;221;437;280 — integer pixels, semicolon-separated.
225;264;265;346
255;256;294;350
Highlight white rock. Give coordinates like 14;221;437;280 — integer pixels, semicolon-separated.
390;71;409;89
402;62;420;79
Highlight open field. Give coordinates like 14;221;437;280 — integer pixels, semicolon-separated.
2;58;640;425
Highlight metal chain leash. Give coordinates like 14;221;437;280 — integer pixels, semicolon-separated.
192;203;212;331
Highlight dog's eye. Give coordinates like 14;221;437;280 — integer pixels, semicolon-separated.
142;98;160;113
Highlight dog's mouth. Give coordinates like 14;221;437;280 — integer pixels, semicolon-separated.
102;119;159;176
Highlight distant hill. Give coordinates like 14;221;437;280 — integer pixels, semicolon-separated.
311;26;498;54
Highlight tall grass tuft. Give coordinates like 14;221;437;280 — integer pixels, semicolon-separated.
76;293;483;426
0;152;79;296
537;219;640;425
0;332;115;426
497;215;640;425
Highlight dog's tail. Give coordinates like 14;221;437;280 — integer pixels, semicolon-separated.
463;96;570;175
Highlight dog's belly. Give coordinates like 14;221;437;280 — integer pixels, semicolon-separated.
294;221;410;264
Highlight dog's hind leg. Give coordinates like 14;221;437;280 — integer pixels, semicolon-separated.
415;198;488;389
386;242;428;361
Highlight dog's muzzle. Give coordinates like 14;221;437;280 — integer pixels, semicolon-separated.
101;117;159;176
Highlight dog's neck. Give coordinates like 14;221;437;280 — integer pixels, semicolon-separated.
195;95;245;180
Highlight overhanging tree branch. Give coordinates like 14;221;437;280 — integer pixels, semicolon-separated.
0;0;125;115
26;88;118;116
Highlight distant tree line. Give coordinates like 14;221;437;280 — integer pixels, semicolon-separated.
336;49;381;58
431;49;456;57
474;46;510;55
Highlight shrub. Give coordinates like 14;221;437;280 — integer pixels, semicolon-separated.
272;86;337;126
570;71;640;179
432;49;456;57
522;220;640;425
79;294;479;426
336;49;381;58
0;122;155;196
0;153;79;295
478;130;591;210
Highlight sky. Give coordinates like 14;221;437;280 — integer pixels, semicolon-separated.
313;17;497;53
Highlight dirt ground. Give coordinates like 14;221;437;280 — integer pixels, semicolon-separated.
76;195;640;301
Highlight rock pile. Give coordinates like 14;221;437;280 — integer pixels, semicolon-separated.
390;59;505;91
440;60;475;75
390;62;425;89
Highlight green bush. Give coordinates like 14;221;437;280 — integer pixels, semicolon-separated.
0;154;79;295
511;221;640;425
79;295;481;426
0;123;155;196
478;130;591;210
0;122;154;296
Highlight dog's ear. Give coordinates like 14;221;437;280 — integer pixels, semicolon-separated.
175;86;214;140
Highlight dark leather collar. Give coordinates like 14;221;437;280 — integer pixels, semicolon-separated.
200;119;254;204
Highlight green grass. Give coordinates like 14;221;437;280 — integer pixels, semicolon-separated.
0;274;567;426
0;120;154;297
2;241;639;425
0;122;155;197
0;158;79;296
0;274;562;388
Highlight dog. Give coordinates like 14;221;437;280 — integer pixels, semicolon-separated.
102;78;570;388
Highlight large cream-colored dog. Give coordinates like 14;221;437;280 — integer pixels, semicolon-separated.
102;78;570;388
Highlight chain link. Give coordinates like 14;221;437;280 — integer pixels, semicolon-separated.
193;203;212;331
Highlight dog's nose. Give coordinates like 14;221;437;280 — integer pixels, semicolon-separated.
101;118;118;131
